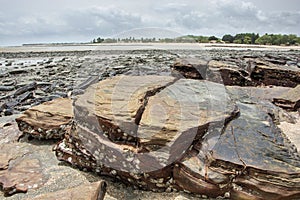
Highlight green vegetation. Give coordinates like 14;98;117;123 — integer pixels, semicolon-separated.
255;34;299;45
91;33;300;46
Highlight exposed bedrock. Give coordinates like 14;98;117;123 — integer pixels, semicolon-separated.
172;58;300;87
14;75;300;199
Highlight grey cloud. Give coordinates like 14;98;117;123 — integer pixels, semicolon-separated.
64;6;142;35
259;11;300;34
157;0;300;36
0;0;299;45
0;6;143;45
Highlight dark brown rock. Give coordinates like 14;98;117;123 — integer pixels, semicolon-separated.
172;102;300;199
210;102;300;199
8;69;29;75
250;59;300;87
207;60;253;86
172;59;253;86
14;82;37;97
172;58;208;79
172;58;300;87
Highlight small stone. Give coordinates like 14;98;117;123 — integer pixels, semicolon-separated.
4;108;14;116
224;192;230;198
0;86;15;91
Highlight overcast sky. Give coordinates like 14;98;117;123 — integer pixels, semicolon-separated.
0;0;300;46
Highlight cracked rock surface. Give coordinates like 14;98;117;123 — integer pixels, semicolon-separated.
55;76;238;194
50;75;300;199
1;47;300;199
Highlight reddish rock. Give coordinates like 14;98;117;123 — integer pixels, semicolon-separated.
0;143;47;196
0;122;22;145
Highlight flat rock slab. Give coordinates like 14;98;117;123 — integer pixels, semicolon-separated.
16;98;73;139
0;123;99;199
226;85;290;101
0;142;47;196
137;79;237;155
0;122;22;145
29;181;107;200
278;113;300;155
74;75;177;143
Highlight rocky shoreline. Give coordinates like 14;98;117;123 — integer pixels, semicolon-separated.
1;46;300;199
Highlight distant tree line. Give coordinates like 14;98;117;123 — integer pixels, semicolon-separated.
91;33;300;46
221;33;300;45
91;37;157;44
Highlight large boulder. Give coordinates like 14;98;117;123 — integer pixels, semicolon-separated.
55;75;238;192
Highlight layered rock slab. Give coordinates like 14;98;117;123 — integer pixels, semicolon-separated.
172;58;253;86
273;85;300;111
250;59;300;87
174;101;300;199
16;98;73;139
172;58;300;87
55;75;238;192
